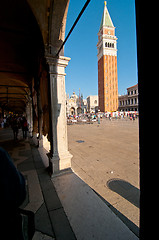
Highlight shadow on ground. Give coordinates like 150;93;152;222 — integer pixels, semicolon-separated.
91;178;140;237
107;178;140;208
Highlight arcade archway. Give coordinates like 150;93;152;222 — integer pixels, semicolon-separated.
0;0;72;175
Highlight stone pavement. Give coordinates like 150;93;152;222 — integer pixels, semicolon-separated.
0;123;139;240
52;171;138;240
67;118;140;237
0;127;76;240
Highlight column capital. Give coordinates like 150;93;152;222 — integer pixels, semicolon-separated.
46;55;71;75
46;55;71;66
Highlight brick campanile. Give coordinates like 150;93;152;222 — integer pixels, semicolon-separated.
97;1;118;112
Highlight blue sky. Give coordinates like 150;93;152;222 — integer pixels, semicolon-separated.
64;0;138;98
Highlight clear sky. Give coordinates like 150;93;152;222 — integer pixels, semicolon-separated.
64;0;138;99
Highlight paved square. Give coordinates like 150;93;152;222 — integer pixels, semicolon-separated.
67;118;139;233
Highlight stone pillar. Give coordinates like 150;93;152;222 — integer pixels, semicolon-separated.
26;99;33;136
46;55;73;175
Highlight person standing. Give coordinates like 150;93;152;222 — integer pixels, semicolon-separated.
1;120;4;128
98;114;100;124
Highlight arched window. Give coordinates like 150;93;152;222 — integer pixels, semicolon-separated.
110;43;112;47
112;43;114;48
108;43;110;47
105;42;107;47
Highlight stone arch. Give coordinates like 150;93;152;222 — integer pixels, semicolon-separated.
77;107;82;115
70;107;75;115
49;0;70;55
0;0;44;113
27;0;70;56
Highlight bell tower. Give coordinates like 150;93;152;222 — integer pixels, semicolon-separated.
97;1;118;112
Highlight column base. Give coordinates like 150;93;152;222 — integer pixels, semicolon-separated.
51;151;73;176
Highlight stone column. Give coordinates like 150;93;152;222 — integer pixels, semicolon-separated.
46;55;73;175
26;99;33;136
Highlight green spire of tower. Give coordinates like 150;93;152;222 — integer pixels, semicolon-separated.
100;1;114;29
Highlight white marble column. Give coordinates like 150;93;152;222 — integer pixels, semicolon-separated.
46;55;73;175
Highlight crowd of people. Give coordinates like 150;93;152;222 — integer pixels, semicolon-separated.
67;111;139;124
0;115;29;140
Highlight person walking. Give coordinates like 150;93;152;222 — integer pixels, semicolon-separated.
22;117;28;139
11;117;19;140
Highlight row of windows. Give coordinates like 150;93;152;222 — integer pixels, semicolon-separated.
119;98;138;106
105;42;115;48
119;108;138;112
128;89;137;95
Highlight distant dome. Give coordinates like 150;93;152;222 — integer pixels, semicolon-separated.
71;92;78;99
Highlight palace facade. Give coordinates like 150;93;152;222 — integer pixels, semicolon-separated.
118;84;139;112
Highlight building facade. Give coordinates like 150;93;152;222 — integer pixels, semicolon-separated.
118;84;139;112
97;1;118;112
87;95;98;113
66;92;87;116
66;92;78;115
